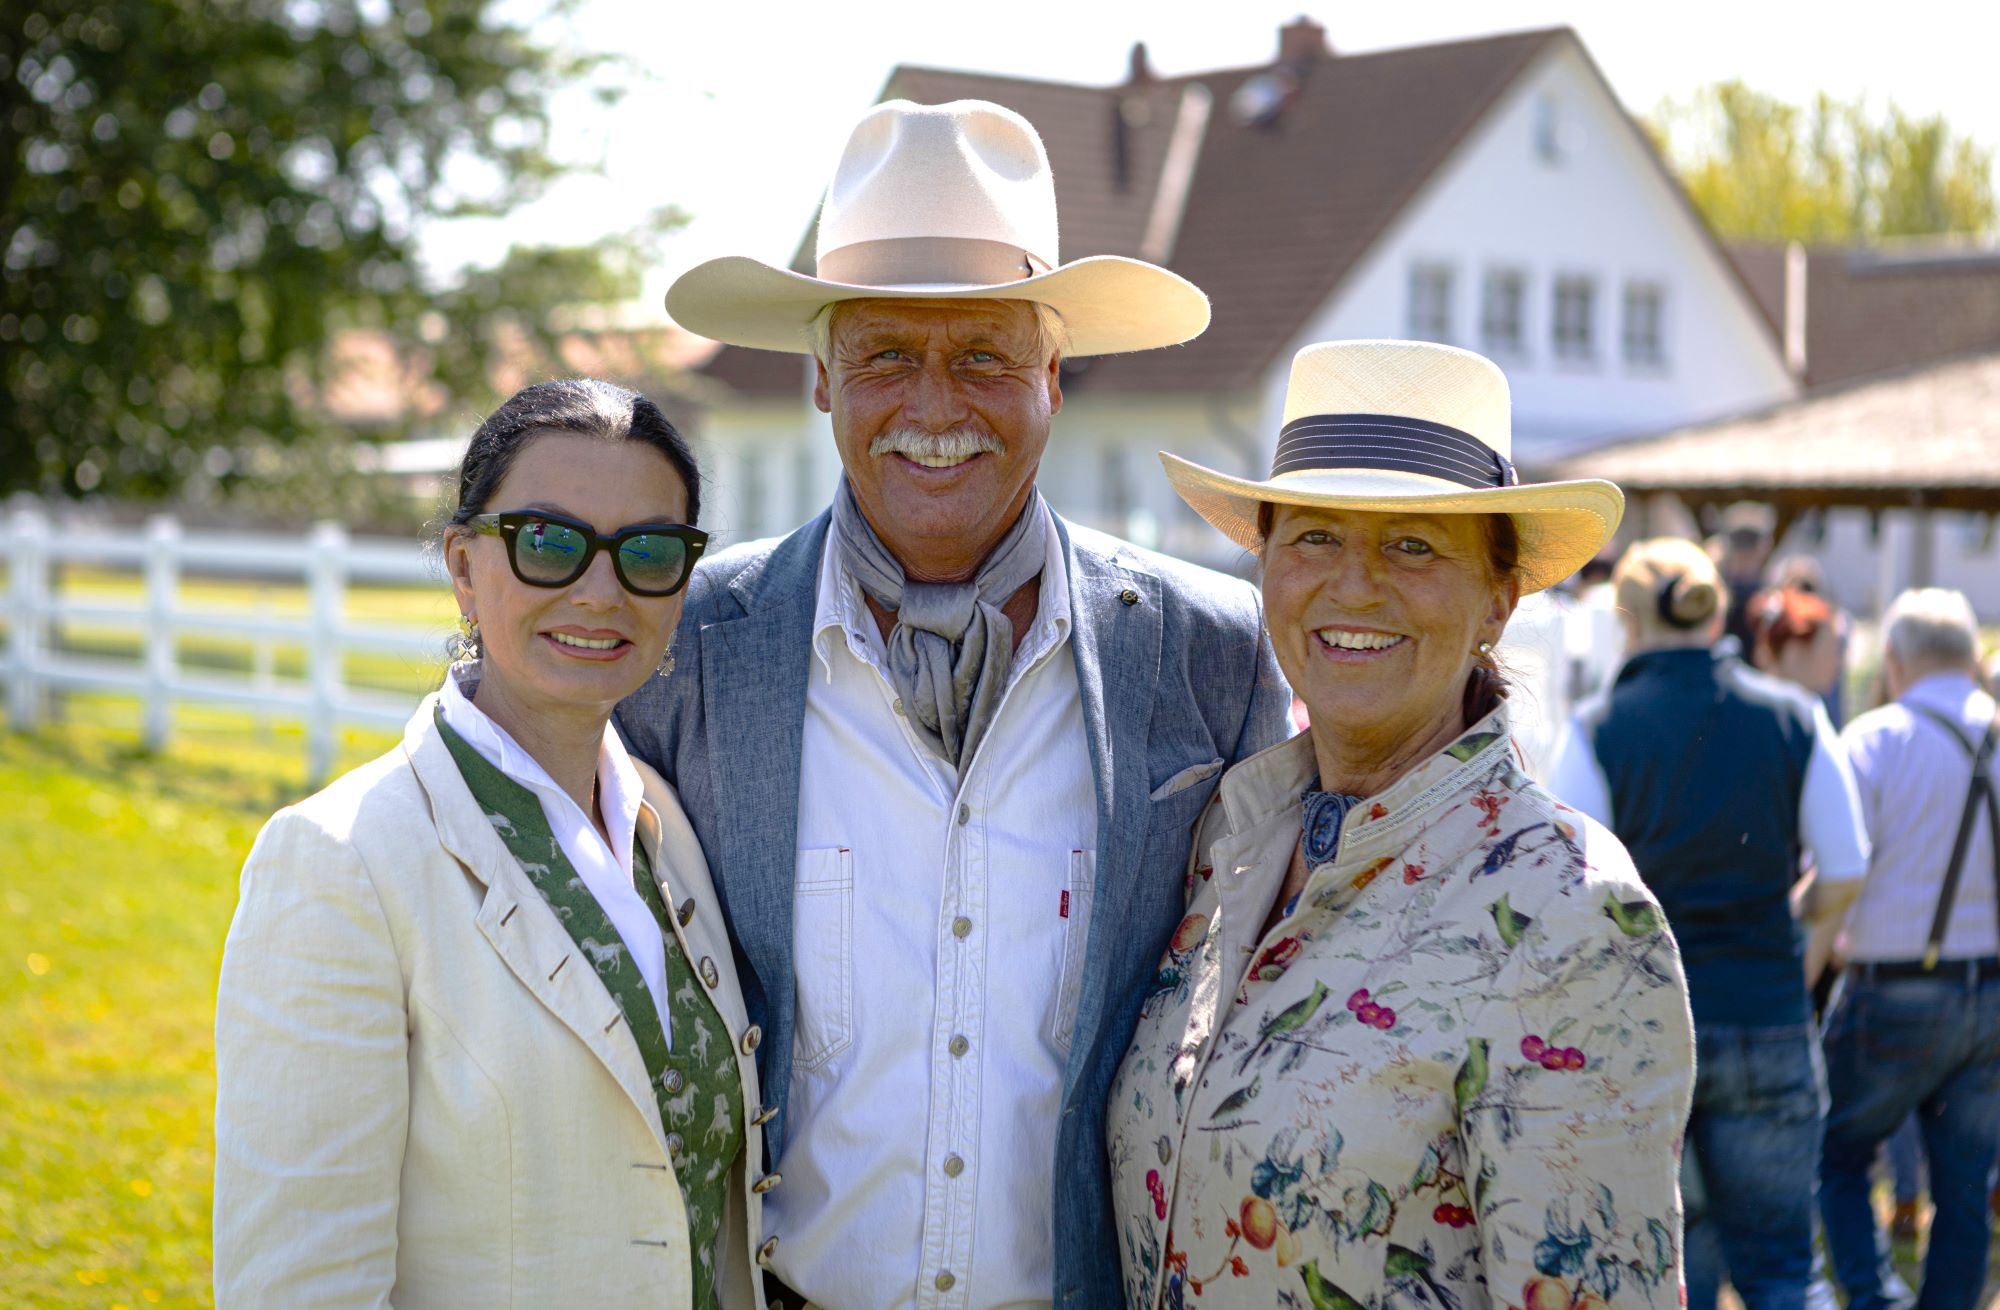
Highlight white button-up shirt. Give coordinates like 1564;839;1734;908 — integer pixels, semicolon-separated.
767;508;1095;1310
1840;672;2000;962
437;666;673;1044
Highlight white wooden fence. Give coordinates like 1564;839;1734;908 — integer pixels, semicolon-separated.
2;503;448;785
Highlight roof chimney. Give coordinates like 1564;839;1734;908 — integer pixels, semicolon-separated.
1278;16;1329;68
1127;40;1154;85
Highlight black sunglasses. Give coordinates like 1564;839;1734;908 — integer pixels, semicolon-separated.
467;511;708;597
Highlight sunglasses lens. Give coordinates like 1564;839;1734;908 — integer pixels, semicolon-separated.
514;518;587;583
617;532;689;594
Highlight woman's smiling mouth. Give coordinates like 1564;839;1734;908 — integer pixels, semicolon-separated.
541;628;632;660
1313;627;1408;655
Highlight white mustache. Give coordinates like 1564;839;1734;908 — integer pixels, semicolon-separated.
869;426;1005;462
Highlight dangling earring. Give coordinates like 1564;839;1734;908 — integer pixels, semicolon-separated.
656;640;676;679
456;613;481;662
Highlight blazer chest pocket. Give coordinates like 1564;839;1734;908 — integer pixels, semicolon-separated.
792;847;855;1072
1049;850;1097;1057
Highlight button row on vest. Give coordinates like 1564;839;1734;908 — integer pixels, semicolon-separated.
751;1103;778;1127
666;1133;684;1160
662;1068;684;1094
758;1236;779;1268
701;957;720;988
753;1171;782;1194
678;898;695;928
741;1025;762;1055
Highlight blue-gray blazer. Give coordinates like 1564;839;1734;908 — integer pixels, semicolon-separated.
615;509;1292;1308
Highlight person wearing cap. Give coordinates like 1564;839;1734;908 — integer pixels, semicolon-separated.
1109;340;1694;1307
615;99;1290;1309
1547;538;1870;1310
1820;587;2000;1310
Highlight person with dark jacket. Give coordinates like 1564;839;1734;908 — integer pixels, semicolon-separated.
1548;536;1870;1310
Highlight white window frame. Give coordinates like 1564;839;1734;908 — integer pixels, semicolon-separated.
1552;274;1597;362
1406;262;1455;343
1622;280;1668;370
1481;267;1529;358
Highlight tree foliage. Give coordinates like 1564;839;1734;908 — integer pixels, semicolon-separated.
1;0;669;508
1651;81;1997;243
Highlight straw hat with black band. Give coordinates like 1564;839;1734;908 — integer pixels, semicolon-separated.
664;98;1210;356
1160;339;1624;592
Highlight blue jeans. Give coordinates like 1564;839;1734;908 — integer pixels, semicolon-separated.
1820;966;2000;1310
1683;1022;1829;1310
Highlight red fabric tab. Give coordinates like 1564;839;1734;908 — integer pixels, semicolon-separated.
1060;890;1071;919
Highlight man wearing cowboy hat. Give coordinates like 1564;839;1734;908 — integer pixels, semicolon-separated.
616;99;1290;1308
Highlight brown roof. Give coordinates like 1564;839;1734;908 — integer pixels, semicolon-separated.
1728;241;2000;390
1555;347;2000;512
701;27;1572;398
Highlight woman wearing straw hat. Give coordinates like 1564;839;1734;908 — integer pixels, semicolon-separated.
1107;340;1695;1308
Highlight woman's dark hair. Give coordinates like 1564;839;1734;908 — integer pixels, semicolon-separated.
445;378;701;530
1255;502;1520;722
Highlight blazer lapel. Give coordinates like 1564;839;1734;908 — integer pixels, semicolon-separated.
1057;520;1164;1078
404;705;668;1149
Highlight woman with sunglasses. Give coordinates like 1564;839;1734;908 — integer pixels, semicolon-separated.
215;379;774;1309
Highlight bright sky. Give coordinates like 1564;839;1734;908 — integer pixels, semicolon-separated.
423;0;2000;316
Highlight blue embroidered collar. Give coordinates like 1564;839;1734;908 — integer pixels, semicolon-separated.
1301;786;1366;867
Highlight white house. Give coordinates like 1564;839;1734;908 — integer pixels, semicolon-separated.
682;20;1800;567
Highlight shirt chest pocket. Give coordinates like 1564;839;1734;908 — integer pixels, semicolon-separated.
792;846;855;1072
1049;849;1098;1057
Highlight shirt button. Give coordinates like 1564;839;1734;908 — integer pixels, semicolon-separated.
952;916;972;939
752;1103;778;1127
942;1153;965;1178
741;1025;762;1055
662;1068;684;1094
752;1171;782;1194
757;1236;779;1268
701;957;721;988
957;803;970;825
949;1034;969;1057
935;1272;957;1292
893;697;906;716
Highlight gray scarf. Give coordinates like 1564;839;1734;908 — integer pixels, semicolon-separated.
831;477;1051;770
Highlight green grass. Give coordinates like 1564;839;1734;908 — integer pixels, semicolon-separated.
0;709;399;1308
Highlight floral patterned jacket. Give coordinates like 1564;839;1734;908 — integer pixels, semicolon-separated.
1107;707;1694;1310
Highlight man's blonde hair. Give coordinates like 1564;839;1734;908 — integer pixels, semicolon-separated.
806;299;1071;369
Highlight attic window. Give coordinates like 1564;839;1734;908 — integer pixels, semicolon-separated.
1534;95;1565;165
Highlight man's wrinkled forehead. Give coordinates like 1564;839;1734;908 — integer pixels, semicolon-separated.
830;297;1043;351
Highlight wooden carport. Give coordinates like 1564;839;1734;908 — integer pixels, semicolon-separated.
1556;348;2000;579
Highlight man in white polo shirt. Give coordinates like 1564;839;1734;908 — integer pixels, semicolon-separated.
1821;587;2000;1310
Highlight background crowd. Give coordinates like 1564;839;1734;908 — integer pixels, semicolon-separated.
1551;507;2000;1310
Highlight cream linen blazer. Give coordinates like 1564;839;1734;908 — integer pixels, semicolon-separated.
214;695;772;1309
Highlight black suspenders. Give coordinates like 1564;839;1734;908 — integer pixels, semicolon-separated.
1905;702;2000;970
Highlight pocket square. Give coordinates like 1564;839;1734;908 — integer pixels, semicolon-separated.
1150;758;1225;802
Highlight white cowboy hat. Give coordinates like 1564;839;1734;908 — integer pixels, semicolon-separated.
665;99;1210;357
1160;340;1624;593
